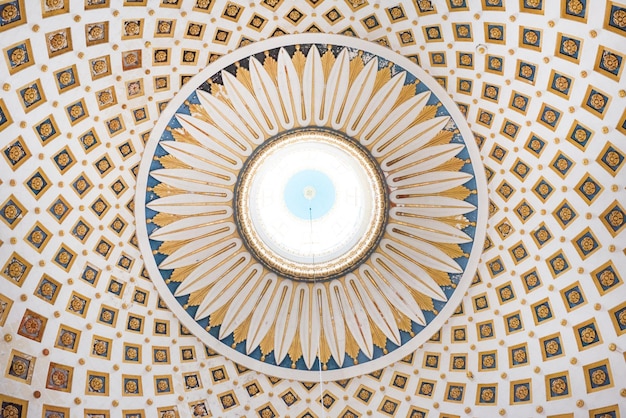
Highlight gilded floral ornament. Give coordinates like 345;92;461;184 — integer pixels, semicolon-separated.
1;5;18;22
136;34;486;380
562;39;578;55
590;93;606;110
551;378;567;394
613;9;626;27
602;52;619;71
49;33;67;50
2;404;19;417
125;380;137;393
11;359;26;376
45;0;63;8
10;48;25;66
568;0;583;14
125;21;140;36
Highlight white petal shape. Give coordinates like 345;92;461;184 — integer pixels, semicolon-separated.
382;237;461;275
318;48;350;126
248;57;283;132
389;196;476;217
161;139;242;171
360;263;426;326
219;269;273;338
222;71;275;138
347;273;401;346
171;237;241;294
315;283;345;366
387;219;472;244
382;143;464;173
329;281;374;359
247;277;283;354
372;115;449;160
355;274;401;346
328;285;347;366
334;56;378;130
196;89;262;147
302;45;323;127
299;283;321;369
160;227;237;271
276;48;300;128
348;72;406;138
176;112;252;157
194;253;253;320
388;170;473;192
367;91;432;153
372;253;447;302
273;281;299;365
173;238;242;296
389;145;462;184
147;194;232;215
150;210;233;242
151;168;236;190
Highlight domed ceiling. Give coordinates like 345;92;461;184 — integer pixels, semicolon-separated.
0;1;625;417
135;33;488;382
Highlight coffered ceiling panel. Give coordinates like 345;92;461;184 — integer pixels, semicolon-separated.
0;1;624;417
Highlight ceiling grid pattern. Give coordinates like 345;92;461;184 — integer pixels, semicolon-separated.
0;0;624;417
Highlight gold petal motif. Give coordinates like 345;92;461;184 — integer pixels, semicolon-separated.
137;35;486;381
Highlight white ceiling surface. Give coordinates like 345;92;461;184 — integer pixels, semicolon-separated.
0;1;624;417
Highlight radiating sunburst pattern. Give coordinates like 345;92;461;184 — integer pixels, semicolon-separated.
136;34;487;380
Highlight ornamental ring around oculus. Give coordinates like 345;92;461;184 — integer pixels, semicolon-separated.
136;34;488;381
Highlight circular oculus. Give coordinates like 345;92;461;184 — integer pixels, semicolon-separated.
235;129;388;281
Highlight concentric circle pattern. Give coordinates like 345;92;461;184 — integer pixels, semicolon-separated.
136;35;487;380
235;128;389;281
0;1;624;417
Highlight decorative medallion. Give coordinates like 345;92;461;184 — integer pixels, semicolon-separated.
136;34;487;380
235;128;388;281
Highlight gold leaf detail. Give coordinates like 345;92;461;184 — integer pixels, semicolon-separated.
233;319;250;344
169;263;202;283
187;287;211;307
157;239;191;256
395;83;417;106
421;215;472;230
318;328;331;364
171;127;202;146
320;47;336;81
424;129;454;147
236;64;253;91
344;327;361;360
391;304;413;333
260;321;276;356
151;212;181;227
438;185;472;200
189;103;213;124
263;53;278;82
209;302;229;328
413;289;436;311
422;265;453;287
369;318;387;349
291;47;306;81
431;157;465;173
288;325;303;365
348;51;365;87
412;105;438;126
435;242;465;259
159;154;190;170
152;183;184;198
372;62;392;93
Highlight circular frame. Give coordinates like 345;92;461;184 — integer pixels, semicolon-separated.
135;33;488;381
234;128;388;281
